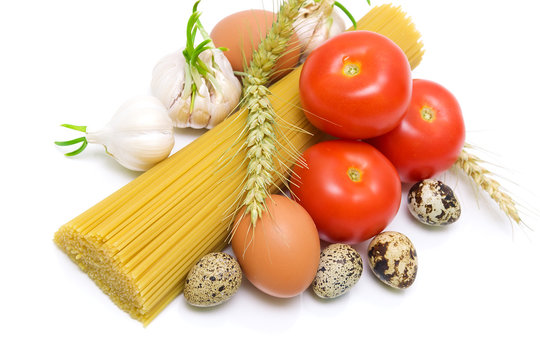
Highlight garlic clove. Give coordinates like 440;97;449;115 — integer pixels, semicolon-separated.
104;130;174;172
327;8;346;37
189;80;212;129
151;48;241;129
207;50;242;128
294;1;347;62
301;10;346;60
106;96;175;131
151;52;185;108
151;52;192;128
86;95;175;172
170;97;192;129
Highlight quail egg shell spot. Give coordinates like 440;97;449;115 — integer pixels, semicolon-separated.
312;244;363;299
368;231;418;289
407;179;461;226
184;252;242;307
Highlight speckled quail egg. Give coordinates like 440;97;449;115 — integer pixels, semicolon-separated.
312;244;363;299
368;231;418;289
407;179;461;226
184;252;242;307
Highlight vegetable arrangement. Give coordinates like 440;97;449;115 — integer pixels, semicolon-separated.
53;0;524;324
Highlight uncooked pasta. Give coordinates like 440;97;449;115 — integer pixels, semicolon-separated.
54;4;425;325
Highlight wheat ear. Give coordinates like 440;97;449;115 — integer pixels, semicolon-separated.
454;145;521;224
240;0;303;226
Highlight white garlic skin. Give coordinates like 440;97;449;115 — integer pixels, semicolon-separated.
294;0;346;62
407;179;461;226
151;48;241;129
86;96;175;172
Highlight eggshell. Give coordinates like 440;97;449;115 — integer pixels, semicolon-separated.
231;195;320;298
184;252;242;307
407;179;461;226
312;244;363;299
368;231;418;289
210;9;301;79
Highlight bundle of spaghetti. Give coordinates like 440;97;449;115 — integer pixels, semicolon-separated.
54;4;425;325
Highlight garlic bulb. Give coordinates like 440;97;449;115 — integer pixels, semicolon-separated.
55;96;175;172
151;3;242;129
293;0;347;62
151;48;241;129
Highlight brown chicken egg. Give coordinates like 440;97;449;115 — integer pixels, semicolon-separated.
210;9;301;79
231;195;320;298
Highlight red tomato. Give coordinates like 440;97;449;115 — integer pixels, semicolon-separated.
290;140;401;244
367;79;466;183
299;30;412;140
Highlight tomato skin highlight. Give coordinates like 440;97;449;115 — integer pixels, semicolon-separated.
367;79;466;183
291;140;402;244
299;30;412;140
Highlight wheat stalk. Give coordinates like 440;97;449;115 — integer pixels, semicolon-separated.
239;0;304;226
454;145;521;224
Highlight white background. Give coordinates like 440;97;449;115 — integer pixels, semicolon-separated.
1;0;539;359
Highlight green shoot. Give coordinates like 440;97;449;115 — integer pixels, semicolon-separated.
182;0;226;112
334;1;360;30
55;124;88;156
59;124;87;133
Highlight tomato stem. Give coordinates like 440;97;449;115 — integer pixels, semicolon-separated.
343;63;360;77
348;167;363;182
420;106;436;123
